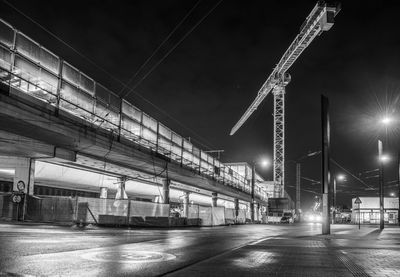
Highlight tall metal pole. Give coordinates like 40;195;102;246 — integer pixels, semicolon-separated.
332;177;337;224
251;162;255;223
378;140;384;230
296;162;301;221
358;201;361;230
398;151;400;226
321;95;331;235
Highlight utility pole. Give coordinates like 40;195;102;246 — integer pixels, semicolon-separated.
378;140;384;230
332;177;337;224
321;95;331;235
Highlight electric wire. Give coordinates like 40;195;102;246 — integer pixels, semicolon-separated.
3;0;219;152
122;0;224;96
331;158;373;189
118;0;203;95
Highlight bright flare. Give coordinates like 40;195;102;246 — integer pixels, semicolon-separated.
260;159;270;167
381;116;393;125
379;154;390;163
337;174;346;181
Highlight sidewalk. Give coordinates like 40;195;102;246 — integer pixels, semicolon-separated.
167;225;400;277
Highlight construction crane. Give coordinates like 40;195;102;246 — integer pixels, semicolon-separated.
230;2;340;198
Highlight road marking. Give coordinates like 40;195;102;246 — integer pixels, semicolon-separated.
248;237;271;245
81;250;176;263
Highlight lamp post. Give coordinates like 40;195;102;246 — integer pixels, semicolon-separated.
380;116;400;226
292;150;321;222
251;158;270;223
332;174;345;224
378;140;385;230
398;152;400;226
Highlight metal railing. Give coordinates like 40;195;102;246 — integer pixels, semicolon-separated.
0;18;267;201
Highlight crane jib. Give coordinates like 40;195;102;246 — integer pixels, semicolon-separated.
229;1;339;136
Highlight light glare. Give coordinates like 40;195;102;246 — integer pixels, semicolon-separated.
260;159;270;167
381;116;392;125
336;174;346;181
379;154;390;163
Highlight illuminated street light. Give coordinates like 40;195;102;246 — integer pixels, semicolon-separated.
390;192;395;197
381;116;393;125
379;154;390;163
336;174;346;181
251;157;271;223
260;159;270;168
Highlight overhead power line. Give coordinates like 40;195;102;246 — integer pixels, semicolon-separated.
331;158;373;189
118;0;203;96
3;0;221;152
122;0;224;97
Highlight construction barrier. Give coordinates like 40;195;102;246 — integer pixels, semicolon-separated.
212;207;225;226
25;195;76;223
224;208;236;224
0;194;255;227
237;209;247;224
0;193;19;220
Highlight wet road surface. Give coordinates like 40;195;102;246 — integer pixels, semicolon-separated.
0;223;399;276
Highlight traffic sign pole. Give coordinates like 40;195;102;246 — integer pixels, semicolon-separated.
354;197;362;230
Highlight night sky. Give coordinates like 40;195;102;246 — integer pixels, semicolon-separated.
2;0;400;209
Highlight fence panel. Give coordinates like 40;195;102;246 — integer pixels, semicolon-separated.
25;196;76;223
225;208;236;219
129;200;169;217
0;193;17;220
198;206;212;226
76;197;129;224
212;207;225;226
237;209;246;224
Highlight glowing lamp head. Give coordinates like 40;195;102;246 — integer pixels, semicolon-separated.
260;159;270;167
390;192;395;197
336;174;346;181
379;154;390;163
381;116;393;125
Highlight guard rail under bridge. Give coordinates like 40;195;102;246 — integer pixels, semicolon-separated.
0;19;267;205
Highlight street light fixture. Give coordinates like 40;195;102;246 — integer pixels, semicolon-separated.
379;154;390;163
251;157;271;223
336;174;346;182
261;159;270;168
332;174;346;224
381;116;393;126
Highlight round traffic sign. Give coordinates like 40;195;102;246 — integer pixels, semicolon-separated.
12;194;22;203
17;181;25;192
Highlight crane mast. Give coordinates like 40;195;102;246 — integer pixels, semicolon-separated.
230;2;339;197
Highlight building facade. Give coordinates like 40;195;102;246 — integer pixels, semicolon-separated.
351;197;399;225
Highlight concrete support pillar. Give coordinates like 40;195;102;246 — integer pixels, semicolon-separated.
162;178;170;204
13;158;35;195
256;203;260;222
115;177;128;199
250;202;255;222
211;192;218;207
234;198;239;217
183;191;190;217
99;187;108;199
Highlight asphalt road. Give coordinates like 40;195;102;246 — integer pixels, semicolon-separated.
0;223;399;276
